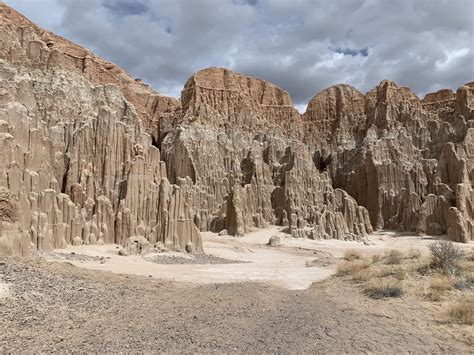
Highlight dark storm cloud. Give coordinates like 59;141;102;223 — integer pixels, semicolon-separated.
5;0;473;111
333;47;369;57
103;0;149;17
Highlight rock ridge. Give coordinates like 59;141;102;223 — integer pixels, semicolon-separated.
0;3;472;257
0;3;201;255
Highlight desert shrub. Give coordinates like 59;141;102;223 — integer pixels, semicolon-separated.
372;254;382;263
406;248;421;259
376;267;406;280
447;299;474;325
427;289;443;302
429;275;452;292
393;268;406;280
453;273;474;290
429;241;463;275
466;273;474;284
453;280;471;290
415;259;432;275
336;259;372;276
384;250;404;265
351;268;372;283
465;247;474;261
343;249;361;261
364;279;403;299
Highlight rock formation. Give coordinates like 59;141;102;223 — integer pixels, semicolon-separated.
0;3;202;255
304;80;473;242
0;4;472;256
163;68;372;240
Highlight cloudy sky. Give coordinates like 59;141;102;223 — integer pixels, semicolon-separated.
4;0;474;111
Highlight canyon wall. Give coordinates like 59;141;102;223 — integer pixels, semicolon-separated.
0;4;201;255
0;4;472;256
304;80;473;242
162;68;372;240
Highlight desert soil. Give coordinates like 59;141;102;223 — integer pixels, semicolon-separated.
0;229;473;353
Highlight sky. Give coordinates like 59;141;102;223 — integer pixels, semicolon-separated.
4;0;473;111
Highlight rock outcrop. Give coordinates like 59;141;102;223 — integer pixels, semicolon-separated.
0;3;202;256
163;68;372;241
304;80;473;243
0;4;472;257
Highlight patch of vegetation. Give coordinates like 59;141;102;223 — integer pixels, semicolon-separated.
336;258;372;276
364;279;403;299
384;250;404;265
426;275;452;301
351;268;372;283
414;258;432;275
406;248;421;260
452;273;474;290
429;275;452;292
465;248;474;262
343;249;362;261
429;241;463;275
376;266;406;280
447;299;474;325
371;254;382;263
427;289;443;302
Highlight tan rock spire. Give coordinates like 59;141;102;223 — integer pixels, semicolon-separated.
0;3;472;257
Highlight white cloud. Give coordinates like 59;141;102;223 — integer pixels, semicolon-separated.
4;0;474;108
436;48;470;70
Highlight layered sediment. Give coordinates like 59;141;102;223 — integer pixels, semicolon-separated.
0;4;472;256
0;4;201;255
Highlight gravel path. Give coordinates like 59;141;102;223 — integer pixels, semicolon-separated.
144;253;244;265
0;257;470;353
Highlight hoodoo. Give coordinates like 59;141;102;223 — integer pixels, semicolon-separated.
0;3;201;255
0;3;472;257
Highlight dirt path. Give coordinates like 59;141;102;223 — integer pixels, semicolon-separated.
0;257;470;353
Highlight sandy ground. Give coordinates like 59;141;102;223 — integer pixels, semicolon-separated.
0;256;471;353
1;229;472;353
43;227;473;290
0;282;9;298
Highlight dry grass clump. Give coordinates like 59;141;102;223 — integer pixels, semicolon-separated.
414;258;432;275
371;254;382;263
427;289;443;302
453;273;474;290
459;256;474;273
376;267;406;280
427;275;452;301
406;248;421;260
384;249;404;265
392;267;406;280
453;280;470;290
351;268;372;283
336;258;372;276
343;249;362;261
364;278;403;299
429;241;463;275
429;275;452;292
464;247;474;262
447;299;474;325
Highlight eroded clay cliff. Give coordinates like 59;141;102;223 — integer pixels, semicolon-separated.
0;3;201;255
0;4;472;257
163;68;373;240
304;80;473;242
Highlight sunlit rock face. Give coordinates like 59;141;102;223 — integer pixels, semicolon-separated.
0;3;472;257
0;3;202;256
304;80;473;243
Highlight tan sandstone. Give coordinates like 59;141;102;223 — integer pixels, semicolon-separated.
0;4;472;257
